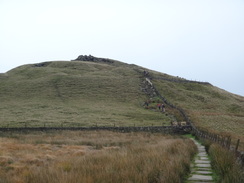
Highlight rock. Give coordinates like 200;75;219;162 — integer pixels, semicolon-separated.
188;174;213;181
74;55;114;63
33;62;51;67
195;171;213;175
195;160;211;164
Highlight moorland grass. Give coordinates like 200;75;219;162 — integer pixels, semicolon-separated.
0;59;243;149
0;59;243;182
0;131;197;183
151;73;244;150
209;143;244;183
0;61;172;127
0;61;244;138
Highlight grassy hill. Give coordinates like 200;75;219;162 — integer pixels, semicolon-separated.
0;60;171;127
0;57;243;148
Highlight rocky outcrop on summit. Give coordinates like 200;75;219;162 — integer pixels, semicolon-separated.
74;55;114;63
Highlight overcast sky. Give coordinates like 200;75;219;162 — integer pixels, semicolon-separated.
1;0;244;96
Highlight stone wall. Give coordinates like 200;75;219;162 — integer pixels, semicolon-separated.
0;125;192;134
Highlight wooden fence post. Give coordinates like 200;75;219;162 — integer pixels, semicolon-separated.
217;135;220;144
222;137;225;147
224;137;228;147
227;137;231;150
235;139;240;152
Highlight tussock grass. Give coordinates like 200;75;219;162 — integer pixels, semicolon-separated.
209;143;244;183
0;131;197;183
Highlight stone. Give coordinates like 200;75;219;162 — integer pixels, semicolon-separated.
33;62;51;67
188;139;214;182
195;171;213;175
195;160;211;164
75;55;114;63
198;152;208;156
194;167;212;171
188;174;213;181
196;163;211;168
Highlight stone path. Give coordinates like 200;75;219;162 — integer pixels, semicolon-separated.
187;139;215;183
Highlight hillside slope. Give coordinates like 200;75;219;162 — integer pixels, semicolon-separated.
0;59;171;127
148;71;244;149
0;57;243;148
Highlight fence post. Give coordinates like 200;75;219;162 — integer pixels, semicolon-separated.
235;139;240;152
221;137;225;147
214;134;218;142
225;137;229;148
219;136;222;144
227;137;231;150
224;137;228;147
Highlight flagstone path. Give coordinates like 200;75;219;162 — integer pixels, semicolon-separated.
187;139;215;183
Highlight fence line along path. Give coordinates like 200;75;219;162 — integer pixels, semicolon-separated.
187;139;215;183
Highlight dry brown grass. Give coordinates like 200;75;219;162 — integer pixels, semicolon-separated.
209;143;244;183
0;131;197;183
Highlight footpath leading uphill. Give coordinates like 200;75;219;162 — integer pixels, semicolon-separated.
187;139;214;183
140;71;215;182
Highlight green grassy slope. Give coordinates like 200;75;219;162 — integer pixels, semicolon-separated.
0;60;171;127
0;58;243;148
148;71;244;149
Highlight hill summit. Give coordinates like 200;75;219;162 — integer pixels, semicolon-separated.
74;54;114;63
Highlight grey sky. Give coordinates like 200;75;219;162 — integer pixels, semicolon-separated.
1;0;244;96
